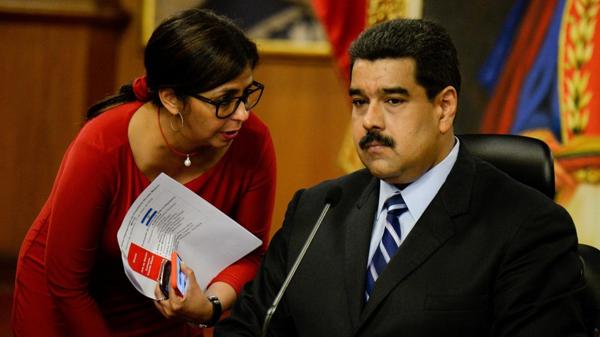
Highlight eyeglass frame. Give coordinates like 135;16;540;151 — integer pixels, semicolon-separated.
186;81;264;119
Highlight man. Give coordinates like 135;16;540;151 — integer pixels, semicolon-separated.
215;19;586;336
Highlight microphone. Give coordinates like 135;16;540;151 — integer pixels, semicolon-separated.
261;185;342;337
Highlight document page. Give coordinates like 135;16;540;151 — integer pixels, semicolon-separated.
117;173;262;299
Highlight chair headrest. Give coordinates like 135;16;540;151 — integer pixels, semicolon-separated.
459;134;555;199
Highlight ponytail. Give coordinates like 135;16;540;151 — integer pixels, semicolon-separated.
86;75;152;120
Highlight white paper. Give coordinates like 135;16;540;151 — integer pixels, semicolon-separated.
117;173;262;299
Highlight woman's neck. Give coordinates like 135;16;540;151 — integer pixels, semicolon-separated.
129;103;229;184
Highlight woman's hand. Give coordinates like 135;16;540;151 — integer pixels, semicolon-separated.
153;263;213;323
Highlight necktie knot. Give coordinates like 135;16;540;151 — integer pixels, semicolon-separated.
384;193;407;217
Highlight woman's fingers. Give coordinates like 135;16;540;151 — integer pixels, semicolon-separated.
152;263;212;323
154;283;167;301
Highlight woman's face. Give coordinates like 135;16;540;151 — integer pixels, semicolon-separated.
183;66;254;149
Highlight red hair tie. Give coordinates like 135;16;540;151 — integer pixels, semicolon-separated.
132;75;151;102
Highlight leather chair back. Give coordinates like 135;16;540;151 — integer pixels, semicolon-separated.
459;134;555;199
459;134;599;336
579;244;600;336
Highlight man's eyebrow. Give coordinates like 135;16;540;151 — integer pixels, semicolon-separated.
348;87;410;96
382;87;409;95
348;88;362;96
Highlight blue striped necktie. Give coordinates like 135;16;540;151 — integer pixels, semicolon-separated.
365;193;408;300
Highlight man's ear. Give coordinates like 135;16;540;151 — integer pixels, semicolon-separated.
435;86;457;134
158;88;183;116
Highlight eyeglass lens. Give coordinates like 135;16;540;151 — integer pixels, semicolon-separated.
216;87;262;118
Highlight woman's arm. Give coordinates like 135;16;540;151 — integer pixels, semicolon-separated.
211;127;277;295
45;140;115;336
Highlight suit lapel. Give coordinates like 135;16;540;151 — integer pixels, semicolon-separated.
359;196;455;321
357;144;476;327
343;176;379;329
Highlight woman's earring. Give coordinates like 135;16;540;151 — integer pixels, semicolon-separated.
169;112;185;132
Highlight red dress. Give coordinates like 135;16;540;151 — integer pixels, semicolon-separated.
11;102;276;337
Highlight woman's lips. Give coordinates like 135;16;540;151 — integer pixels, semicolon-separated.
221;130;239;140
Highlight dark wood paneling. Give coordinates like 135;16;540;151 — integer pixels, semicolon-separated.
0;1;129;257
253;53;349;237
0;0;128;27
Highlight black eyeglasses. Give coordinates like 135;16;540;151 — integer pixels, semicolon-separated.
187;81;264;119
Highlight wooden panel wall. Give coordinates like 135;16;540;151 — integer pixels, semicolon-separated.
0;1;128;256
253;52;350;236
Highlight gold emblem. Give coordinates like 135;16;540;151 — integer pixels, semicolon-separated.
367;0;408;26
560;0;598;138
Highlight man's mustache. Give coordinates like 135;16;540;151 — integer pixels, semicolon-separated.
359;131;395;150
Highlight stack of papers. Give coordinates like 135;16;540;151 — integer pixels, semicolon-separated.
117;173;262;299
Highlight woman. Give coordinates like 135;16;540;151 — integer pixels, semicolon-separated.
11;8;275;337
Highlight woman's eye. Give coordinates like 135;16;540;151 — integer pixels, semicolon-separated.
216;96;235;105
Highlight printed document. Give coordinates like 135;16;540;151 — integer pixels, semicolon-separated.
117;173;262;299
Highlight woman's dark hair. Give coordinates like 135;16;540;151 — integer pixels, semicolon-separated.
349;19;461;100
87;8;259;119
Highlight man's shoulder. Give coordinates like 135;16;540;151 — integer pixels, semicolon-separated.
464;153;570;226
288;169;376;212
304;168;373;195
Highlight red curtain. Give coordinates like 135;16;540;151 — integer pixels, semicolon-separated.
311;0;368;81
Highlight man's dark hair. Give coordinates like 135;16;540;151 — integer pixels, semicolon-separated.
349;19;461;100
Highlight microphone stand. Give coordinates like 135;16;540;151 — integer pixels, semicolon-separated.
260;201;334;337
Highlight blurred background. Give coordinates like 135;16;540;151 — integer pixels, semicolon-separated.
1;0;598;334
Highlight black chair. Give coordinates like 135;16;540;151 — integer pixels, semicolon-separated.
579;244;600;336
459;134;600;336
459;134;555;199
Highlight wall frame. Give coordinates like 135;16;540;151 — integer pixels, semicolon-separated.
140;0;331;56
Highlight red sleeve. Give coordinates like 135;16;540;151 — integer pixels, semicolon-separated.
212;128;277;294
44;139;115;336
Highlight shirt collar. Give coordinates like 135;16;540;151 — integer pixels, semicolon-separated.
377;137;460;221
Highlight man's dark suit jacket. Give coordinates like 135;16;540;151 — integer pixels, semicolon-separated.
216;145;586;337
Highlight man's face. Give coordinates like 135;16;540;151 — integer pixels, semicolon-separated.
349;58;455;185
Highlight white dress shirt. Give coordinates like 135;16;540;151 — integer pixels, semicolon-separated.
367;139;460;264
